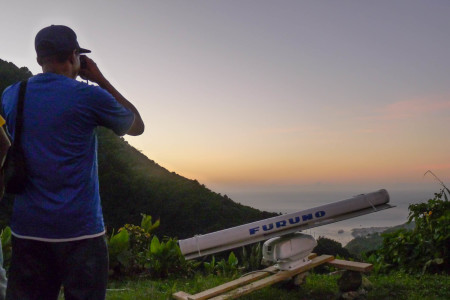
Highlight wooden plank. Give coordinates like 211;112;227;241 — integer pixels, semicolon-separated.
173;291;192;300
327;259;373;272
183;266;278;300
210;255;335;300
182;253;318;300
172;253;321;300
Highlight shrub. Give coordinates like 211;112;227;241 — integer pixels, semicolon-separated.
313;236;352;259
240;242;263;272
0;226;11;269
375;175;449;274
108;213;160;276
108;228;132;276
203;252;240;277
107;213;200;278
145;236;199;278
216;252;239;277
203;256;217;274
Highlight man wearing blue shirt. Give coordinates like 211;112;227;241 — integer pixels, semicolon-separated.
1;25;144;300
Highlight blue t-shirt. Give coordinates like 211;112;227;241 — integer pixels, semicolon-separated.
1;73;134;241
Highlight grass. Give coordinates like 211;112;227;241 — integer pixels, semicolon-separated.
100;272;450;300
105;274;232;300
367;272;450;300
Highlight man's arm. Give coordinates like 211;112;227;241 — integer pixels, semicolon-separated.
0;114;10;167
79;56;145;136
0;127;10;167
0;126;11;199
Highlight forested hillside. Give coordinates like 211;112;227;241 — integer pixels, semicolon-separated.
96;128;275;238
0;58;275;238
0;59;32;93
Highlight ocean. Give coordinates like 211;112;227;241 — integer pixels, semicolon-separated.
224;187;436;246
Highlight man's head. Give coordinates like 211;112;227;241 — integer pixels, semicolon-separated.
35;25;90;58
35;25;91;77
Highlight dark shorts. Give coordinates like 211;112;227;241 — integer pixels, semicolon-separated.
6;235;108;300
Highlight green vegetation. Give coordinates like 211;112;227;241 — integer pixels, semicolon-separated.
97;200;449;298
345;234;384;256
102;272;449;299
240;242;264;272
0;59;32;96
0;226;11;267
367;272;450;300
108;214;161;276
345;223;415;258
372;180;449;274
314;236;352;259
96;127;275;239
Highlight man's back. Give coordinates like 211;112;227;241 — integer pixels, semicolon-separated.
2;24;144;300
1;72;134;240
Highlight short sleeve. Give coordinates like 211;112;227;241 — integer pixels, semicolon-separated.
85;86;135;136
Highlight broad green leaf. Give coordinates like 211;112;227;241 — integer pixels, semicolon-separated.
141;214;153;232
150;236;161;254
1;226;11;245
109;229;130;254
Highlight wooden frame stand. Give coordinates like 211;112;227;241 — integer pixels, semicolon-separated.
173;254;372;300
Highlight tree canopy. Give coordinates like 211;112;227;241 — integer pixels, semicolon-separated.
0;59;32;94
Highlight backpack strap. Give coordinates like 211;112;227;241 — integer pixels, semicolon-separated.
13;80;28;146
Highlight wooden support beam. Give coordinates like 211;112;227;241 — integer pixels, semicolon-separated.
327;259;373;272
173;254;340;300
173;291;193;300
173;255;373;300
173;266;278;300
210;255;335;300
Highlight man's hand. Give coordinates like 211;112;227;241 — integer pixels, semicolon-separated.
78;56;107;86
78;56;145;136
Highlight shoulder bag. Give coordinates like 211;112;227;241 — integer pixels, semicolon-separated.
2;80;28;195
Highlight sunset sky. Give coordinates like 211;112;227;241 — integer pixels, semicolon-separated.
1;1;449;197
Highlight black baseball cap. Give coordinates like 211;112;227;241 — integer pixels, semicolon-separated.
35;25;91;57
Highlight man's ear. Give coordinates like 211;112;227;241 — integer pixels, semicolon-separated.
37;56;43;66
69;50;78;65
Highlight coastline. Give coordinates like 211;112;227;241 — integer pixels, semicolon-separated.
225;188;432;246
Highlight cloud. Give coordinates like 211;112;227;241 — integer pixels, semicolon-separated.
263;126;310;134
262;95;450;136
359;95;450;121
419;163;450;171
382;97;450;120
